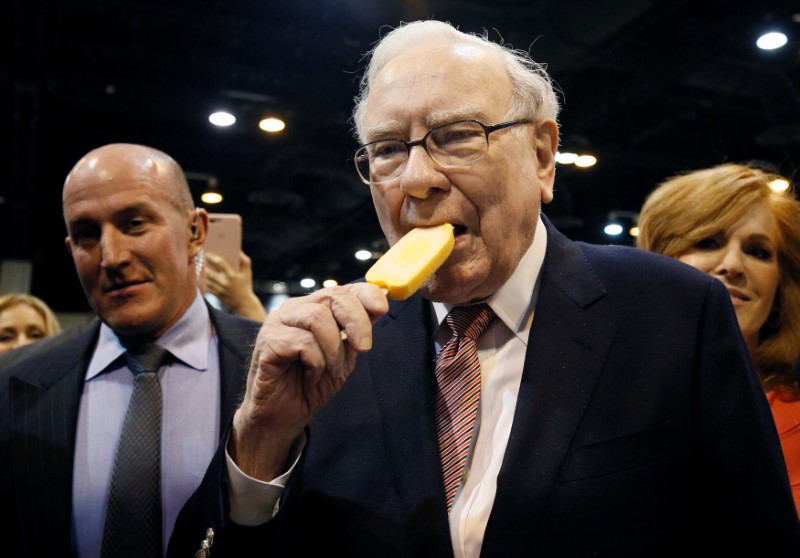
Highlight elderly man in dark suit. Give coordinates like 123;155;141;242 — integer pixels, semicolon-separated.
168;20;800;557
0;143;261;557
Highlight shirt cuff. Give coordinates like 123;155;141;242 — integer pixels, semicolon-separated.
226;432;306;526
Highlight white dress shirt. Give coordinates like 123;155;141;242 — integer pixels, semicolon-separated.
71;292;222;558
227;218;548;558
436;218;546;557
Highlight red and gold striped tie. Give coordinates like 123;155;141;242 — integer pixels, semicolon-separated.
434;303;494;511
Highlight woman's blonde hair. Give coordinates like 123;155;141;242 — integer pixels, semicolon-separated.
637;163;800;392
0;293;62;337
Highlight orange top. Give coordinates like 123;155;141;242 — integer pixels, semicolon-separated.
766;389;800;518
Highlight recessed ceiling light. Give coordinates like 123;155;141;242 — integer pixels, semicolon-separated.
209;111;236;126
756;31;788;50
574;155;597;168
556;152;579;164
201;191;223;204
259;117;286;132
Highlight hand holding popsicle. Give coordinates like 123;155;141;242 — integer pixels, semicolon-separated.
232;280;387;480
230;226;454;481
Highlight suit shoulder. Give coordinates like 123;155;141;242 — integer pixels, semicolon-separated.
211;309;260;333
208;308;261;353
577;242;715;291
0;320;98;365
0;320;99;380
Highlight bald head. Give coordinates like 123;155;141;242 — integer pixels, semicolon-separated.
63;143;194;217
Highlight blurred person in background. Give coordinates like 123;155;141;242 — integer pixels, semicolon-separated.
638;162;800;515
0;293;61;353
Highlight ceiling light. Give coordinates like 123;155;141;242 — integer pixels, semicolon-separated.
209;111;236;127
199;176;223;204
769;178;790;193
355;250;372;261
186;172;224;205
756;31;788;50
300;278;316;289
259;117;286;133
556;152;579;164
201;191;223;204
322;279;339;288
605;210;638;238
574;155;597;168
272;281;288;294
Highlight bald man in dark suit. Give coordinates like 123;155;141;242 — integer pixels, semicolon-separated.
0;143;261;557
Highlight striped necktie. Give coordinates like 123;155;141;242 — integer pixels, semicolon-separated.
434;303;494;511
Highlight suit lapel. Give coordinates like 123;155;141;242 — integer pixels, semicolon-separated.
483;222;617;555
9;320;100;551
208;307;259;435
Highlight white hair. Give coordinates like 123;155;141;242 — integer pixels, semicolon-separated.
352;20;561;142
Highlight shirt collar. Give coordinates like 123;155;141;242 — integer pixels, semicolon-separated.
86;291;213;379
433;216;547;344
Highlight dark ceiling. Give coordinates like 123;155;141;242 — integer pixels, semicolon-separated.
6;0;800;313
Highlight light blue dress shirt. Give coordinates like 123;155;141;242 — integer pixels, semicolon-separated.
71;292;221;558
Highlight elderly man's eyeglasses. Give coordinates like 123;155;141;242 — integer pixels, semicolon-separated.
354;119;532;185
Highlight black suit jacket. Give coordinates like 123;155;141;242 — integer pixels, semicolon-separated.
169;221;800;557
0;305;260;556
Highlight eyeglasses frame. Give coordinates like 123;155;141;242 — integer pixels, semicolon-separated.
354;118;533;185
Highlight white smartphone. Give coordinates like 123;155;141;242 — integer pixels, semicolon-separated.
205;213;242;271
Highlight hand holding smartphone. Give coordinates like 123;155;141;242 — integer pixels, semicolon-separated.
205;213;242;271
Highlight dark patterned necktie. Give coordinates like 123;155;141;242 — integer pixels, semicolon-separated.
101;343;168;558
434;303;494;511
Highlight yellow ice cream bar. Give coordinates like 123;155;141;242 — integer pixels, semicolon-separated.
366;224;455;300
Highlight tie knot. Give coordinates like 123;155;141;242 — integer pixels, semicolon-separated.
123;343;168;375
445;303;493;341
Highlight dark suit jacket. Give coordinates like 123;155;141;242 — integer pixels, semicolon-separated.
168;221;800;557
0;305;260;556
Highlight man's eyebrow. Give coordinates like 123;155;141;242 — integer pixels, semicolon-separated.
425;106;487;127
66;216;93;230
67;202;157;228
361;120;404;141
364;106;494;143
362;106;492;142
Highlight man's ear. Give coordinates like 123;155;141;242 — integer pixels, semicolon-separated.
65;235;74;255
533;119;558;204
188;208;209;256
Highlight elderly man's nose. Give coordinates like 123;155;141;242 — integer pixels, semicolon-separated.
399;146;449;199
